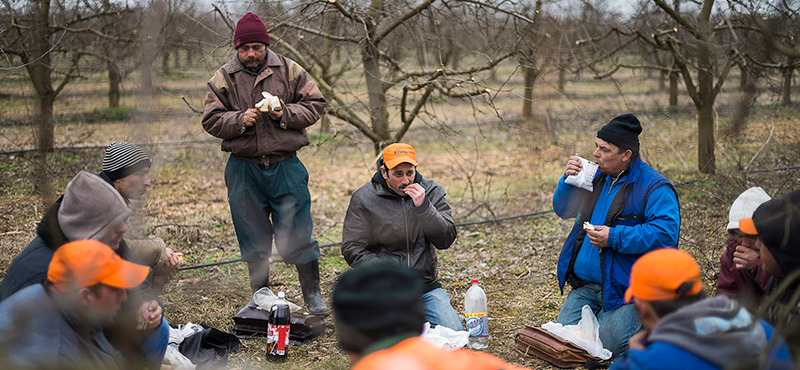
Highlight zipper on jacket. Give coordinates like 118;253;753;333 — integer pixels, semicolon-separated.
607;169;626;196
403;198;411;268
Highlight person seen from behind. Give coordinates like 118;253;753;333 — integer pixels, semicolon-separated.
332;259;531;370
746;189;800;358
610;248;793;370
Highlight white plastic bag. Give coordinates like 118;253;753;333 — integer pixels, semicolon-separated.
249;287;303;312
169;321;204;345
420;322;469;350
541;305;612;360
163;344;196;370
564;156;599;192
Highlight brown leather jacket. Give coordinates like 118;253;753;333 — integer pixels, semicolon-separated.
202;50;326;166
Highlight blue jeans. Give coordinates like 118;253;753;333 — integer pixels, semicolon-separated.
141;317;169;370
225;155;319;264
421;288;463;331
556;283;641;357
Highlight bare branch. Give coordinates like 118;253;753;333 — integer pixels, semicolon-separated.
213;3;235;32
282;22;361;43
753;15;800;58
653;0;699;37
374;0;436;45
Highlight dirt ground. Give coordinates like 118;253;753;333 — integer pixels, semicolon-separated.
2;65;800;369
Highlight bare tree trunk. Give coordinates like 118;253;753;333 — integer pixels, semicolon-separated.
669;70;678;107
783;59;794;105
696;34;716;174
108;61;121;108
523;66;538;118
362;45;390;146
740;64;747;91
659;69;667;91
558;67;566;93
173;50;181;69
162;51;171;75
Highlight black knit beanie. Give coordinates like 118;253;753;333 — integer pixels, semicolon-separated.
597;113;642;151
332;260;426;353
102;142;151;182
752;190;800;276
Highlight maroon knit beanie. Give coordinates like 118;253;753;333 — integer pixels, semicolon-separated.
234;13;270;49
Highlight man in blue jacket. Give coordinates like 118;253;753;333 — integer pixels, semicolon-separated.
610;248;793;370
552;114;680;357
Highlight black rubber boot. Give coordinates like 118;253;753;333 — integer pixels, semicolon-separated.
247;259;270;293
296;259;330;316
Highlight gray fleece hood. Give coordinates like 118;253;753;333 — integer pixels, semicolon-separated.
57;171;129;242
648;295;766;368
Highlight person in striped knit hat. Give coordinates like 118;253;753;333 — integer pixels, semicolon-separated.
99;141;152;203
98;142;181;295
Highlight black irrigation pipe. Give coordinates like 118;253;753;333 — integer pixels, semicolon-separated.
179;209;557;271
0;139;221;156
176;164;800;272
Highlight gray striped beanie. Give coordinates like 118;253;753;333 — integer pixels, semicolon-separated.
102;142;151;181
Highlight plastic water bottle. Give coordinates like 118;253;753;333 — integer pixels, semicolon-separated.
267;291;291;361
464;279;489;349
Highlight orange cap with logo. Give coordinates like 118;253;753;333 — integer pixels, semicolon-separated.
625;248;703;302
382;143;417;169
738;217;758;236
48;240;149;292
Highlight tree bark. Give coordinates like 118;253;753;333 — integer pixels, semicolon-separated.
558;67;566;93
696;28;716;174
740;64;747;91
362;45;390;146
161;51;171;75
108;61;122;108
523;66;538;118
782;59;794;105
669;70;678;107
659;69;667;91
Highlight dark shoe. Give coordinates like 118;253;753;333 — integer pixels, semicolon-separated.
296;259;330;316
247;259;270;293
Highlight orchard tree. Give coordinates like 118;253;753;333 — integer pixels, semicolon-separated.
216;0;526;155
0;0;122;196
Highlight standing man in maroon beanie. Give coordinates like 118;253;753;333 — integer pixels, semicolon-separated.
202;12;329;316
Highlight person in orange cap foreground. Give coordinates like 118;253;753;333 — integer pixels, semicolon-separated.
610;248;793;370
341;143;462;331
333;260;529;370
747;189;800;357
0;240;149;370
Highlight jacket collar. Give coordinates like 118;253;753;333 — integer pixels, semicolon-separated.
227;49;283;75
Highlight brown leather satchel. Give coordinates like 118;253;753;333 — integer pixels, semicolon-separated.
513;325;602;368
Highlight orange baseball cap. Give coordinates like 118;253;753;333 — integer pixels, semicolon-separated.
625;248;703;302
382;143;417;169
48;240;149;292
738;217;758;235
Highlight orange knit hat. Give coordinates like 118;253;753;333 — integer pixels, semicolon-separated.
625;248;703;302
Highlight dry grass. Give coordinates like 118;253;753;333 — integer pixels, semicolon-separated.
1;59;800;369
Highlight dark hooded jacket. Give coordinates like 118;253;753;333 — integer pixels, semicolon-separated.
341;171;457;293
753;190;800;356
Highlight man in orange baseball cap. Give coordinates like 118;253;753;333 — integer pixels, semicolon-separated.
341;143;462;331
610;248;792;370
0;240;148;369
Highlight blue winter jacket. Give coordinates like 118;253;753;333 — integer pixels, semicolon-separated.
610;320;793;370
553;156;680;311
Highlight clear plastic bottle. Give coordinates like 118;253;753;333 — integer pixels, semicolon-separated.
464;279;489;349
267;291;291;361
